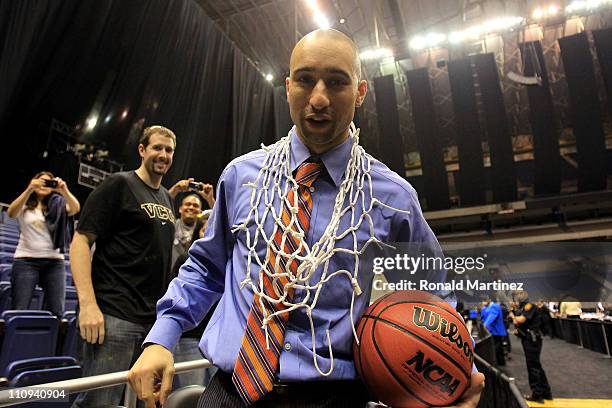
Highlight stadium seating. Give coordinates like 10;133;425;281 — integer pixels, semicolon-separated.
0;315;60;373
61;314;79;359
65;286;78;312
3;357;82;407
164;385;206;408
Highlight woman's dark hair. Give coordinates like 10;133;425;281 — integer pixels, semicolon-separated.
25;171;55;211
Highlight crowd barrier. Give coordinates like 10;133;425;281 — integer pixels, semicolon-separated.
0;359;211;407
552;317;612;357
474;326;528;408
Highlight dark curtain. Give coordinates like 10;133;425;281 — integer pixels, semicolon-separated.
273;85;293;141
0;0;274;202
231;52;275;157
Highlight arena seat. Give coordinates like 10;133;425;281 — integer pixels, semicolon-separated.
0;283;11;311
0;315;59;373
3;356;82;407
0;251;13;264
0;264;10;282
0;243;16;253
65;286;78;312
1;310;53;319
3;356;78;380
164;385;206;408
61;314;79;359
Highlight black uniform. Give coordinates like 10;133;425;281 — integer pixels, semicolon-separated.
515;302;552;400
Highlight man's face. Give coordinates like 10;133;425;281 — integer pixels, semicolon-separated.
286;36;366;153
139;133;175;177
179;195;201;225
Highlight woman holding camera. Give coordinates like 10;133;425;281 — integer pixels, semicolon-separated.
7;171;80;315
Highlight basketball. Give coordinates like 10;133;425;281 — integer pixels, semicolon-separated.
354;290;474;408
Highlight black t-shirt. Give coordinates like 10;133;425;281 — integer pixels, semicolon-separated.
77;171;175;323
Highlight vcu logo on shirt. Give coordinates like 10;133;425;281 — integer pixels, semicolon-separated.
141;203;175;223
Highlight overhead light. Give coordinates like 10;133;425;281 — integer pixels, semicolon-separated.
409;33;446;50
482;16;524;31
548;5;559;15
339;18;346;24
532;8;544;19
121;109;129;120
359;47;393;61
566;0;608;14
265;73;273;82
86;115;98;131
305;0;317;11
104;115;112;124
304;0;331;29
447;16;523;45
314;10;330;28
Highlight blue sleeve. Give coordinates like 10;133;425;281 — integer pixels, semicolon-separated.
392;186;455;307
483;305;499;329
143;166;235;350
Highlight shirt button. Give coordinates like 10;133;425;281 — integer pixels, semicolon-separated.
309;186;315;193
284;342;292;351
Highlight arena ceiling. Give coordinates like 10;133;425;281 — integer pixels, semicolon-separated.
195;0;548;81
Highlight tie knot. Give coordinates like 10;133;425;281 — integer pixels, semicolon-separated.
295;160;323;187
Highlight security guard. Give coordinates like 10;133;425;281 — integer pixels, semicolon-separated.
510;291;553;403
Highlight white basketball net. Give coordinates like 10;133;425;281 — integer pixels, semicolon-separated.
231;123;410;376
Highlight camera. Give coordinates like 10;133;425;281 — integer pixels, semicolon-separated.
188;181;203;191
44;179;58;188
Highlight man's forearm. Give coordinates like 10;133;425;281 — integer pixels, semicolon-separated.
70;232;97;306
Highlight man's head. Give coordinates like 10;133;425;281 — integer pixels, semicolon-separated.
514;290;529;303
138;126;176;177
286;29;367;155
178;193;202;226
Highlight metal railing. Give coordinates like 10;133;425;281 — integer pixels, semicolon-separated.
0;359;211;407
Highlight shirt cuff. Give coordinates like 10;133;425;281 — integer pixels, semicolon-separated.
142;316;184;351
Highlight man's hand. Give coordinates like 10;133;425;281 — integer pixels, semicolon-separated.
127;344;175;408
169;178;194;198
443;372;485;408
55;177;68;194
78;302;105;344
197;183;215;207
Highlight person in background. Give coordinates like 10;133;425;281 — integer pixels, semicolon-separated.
537;300;554;338
70;125;193;407
172;185;214;268
501;302;512;355
482;299;507;366
172;210;218;389
510;291;552;403
7;171;80;316
560;300;582;319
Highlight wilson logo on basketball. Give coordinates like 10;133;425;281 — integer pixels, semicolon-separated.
402;350;460;397
412;306;474;364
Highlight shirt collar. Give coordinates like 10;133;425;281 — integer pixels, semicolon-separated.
289;126;353;187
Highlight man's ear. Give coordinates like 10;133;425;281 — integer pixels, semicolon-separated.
285;76;291;101
138;144;145;158
355;79;367;107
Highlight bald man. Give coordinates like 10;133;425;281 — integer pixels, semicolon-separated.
128;29;484;408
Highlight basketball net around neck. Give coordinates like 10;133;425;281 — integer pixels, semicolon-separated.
231;122;410;376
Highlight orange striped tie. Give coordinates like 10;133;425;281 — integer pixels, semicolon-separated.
232;160;323;405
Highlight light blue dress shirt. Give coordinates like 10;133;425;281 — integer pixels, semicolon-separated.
145;127;451;381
